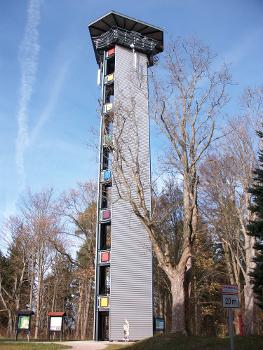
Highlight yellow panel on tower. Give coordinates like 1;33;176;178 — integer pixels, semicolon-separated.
100;297;109;308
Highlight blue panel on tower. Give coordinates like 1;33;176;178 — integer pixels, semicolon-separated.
103;170;112;182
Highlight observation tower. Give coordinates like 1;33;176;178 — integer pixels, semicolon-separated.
89;11;163;341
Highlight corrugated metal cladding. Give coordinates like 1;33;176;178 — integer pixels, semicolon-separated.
110;45;153;341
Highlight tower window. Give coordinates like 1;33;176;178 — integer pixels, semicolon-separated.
106;53;115;75
99;266;110;295
102;149;112;170
105;84;114;104
101;185;111;209
100;223;111;250
103;116;113;148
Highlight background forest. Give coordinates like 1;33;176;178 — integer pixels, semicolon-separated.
0;37;263;339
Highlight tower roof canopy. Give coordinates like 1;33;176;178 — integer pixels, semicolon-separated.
89;11;163;64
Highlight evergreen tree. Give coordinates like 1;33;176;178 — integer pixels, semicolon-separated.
247;129;263;309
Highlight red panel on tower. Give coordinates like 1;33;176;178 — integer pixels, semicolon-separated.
101;251;110;263
102;209;111;220
106;47;115;58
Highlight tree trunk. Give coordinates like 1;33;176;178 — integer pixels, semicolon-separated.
0;278;13;337
7;309;13;337
243;277;255;335
81;279;92;340
29;259;35;310
75;281;83;339
243;233;255;335
34;245;44;339
80;279;88;340
170;272;186;334
51;280;58;312
34;279;42;339
193;276;198;336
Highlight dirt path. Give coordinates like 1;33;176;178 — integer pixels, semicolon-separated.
58;341;111;350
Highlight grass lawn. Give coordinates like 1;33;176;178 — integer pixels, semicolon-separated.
105;334;263;350
0;341;71;350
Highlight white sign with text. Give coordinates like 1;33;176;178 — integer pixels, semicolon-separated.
221;284;238;294
221;285;238;295
50;316;62;331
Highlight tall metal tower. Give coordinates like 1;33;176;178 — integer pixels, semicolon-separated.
89;11;163;341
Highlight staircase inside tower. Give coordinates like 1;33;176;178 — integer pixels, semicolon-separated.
96;46;115;340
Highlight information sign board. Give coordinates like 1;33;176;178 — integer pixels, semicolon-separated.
155;318;165;331
50;316;63;331
221;285;238;295
222;294;240;308
18;315;30;330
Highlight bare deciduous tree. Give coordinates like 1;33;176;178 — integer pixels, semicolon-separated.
21;189;62;339
58;181;97;340
200;113;259;334
111;37;231;333
0;217;29;336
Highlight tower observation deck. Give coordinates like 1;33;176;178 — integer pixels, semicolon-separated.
89;11;163;341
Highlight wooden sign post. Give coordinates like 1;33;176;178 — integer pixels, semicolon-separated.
15;310;34;341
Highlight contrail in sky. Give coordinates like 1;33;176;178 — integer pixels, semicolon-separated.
16;0;40;190
30;59;71;144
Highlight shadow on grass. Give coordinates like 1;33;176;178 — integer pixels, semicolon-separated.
105;334;263;350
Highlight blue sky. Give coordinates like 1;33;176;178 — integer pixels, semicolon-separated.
0;0;263;247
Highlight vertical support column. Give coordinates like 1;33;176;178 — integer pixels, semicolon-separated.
94;48;115;341
94;50;106;341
